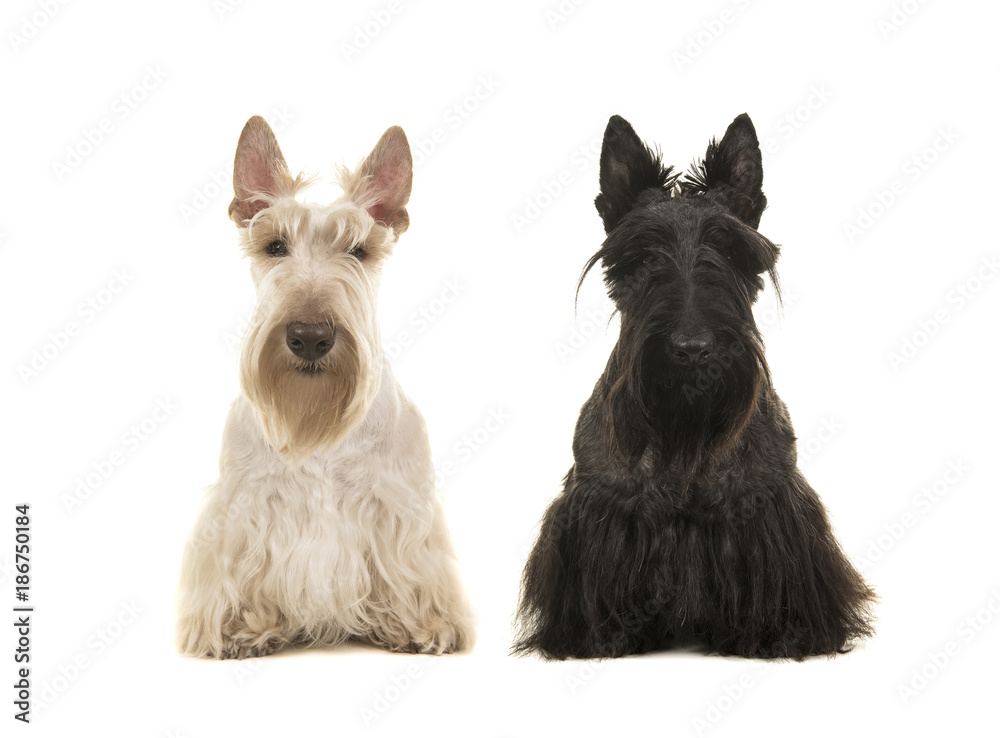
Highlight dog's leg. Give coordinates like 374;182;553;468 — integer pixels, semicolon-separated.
515;469;671;659
176;481;297;659
706;474;877;659
362;494;475;655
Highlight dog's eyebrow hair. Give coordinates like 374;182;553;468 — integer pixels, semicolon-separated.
628;212;678;247
697;212;744;237
316;205;376;245
317;212;345;242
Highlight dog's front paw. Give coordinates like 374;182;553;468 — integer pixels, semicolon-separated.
212;621;292;660
217;636;283;660
379;619;471;655
717;624;844;661
384;636;451;655
392;639;455;655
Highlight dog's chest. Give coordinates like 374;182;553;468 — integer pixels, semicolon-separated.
625;444;783;520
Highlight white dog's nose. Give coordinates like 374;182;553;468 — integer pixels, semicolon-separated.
286;321;334;360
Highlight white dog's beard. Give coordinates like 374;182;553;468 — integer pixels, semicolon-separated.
240;322;377;462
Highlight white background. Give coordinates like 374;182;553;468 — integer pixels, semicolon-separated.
3;0;998;735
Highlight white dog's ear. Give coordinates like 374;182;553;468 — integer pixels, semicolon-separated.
357;126;412;235
229;116;292;225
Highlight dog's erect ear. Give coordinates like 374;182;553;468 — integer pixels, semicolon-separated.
693;114;767;228
595;115;672;233
229;116;292;225
357;126;413;235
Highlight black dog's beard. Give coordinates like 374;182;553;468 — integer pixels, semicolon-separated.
606;326;769;470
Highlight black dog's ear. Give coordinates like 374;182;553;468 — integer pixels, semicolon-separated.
595;115;674;233
687;113;767;229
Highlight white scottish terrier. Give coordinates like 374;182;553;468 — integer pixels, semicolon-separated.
176;116;474;658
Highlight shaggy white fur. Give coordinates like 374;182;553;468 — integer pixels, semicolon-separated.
176;117;474;658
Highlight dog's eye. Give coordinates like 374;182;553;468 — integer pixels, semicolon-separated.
348;244;366;260
266;240;288;257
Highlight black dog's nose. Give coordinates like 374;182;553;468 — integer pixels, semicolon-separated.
670;332;716;365
286;321;335;361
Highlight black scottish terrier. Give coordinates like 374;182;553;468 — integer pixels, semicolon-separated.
515;114;875;660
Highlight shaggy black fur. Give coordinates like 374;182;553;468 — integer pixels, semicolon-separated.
514;114;875;660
